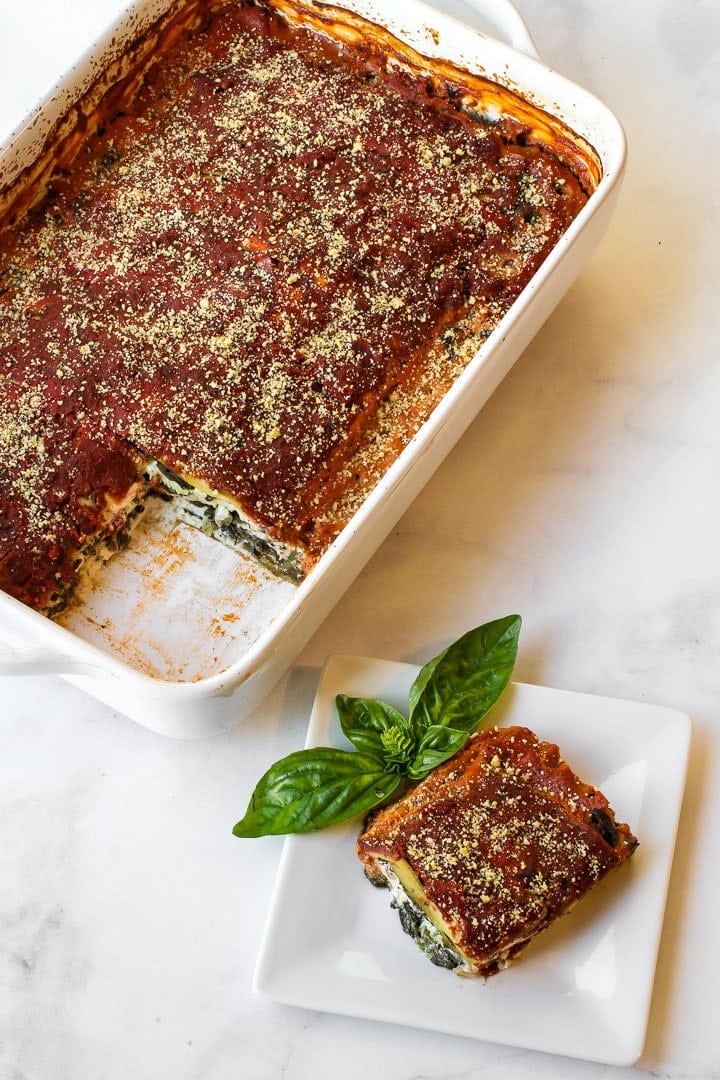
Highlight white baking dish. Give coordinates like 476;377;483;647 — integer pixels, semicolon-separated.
0;0;626;737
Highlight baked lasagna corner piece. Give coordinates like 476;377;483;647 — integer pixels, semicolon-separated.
357;725;638;976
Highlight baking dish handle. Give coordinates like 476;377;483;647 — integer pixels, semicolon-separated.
0;642;103;677
456;0;540;59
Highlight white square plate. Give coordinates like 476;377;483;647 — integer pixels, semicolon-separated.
253;655;691;1065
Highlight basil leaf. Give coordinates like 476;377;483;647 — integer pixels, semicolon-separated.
408;614;521;743
232;747;401;837
336;694;414;766
407;724;470;780
233;614;522;839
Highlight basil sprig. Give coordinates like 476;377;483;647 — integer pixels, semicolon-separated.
233;614;521;838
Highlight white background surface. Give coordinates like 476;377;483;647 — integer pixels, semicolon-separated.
1;1;718;1077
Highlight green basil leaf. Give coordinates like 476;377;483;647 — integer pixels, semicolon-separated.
408;614;521;743
336;694;413;765
407;724;470;780
234;614;523;839
232;747;401;837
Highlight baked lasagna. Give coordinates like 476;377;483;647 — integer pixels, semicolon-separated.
0;0;597;614
357;725;638;976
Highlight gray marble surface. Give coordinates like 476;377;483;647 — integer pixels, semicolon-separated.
1;0;719;1076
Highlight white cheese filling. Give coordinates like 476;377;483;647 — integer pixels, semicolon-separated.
144;459;304;582
379;860;479;976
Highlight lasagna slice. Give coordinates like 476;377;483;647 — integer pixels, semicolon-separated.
357;725;638;976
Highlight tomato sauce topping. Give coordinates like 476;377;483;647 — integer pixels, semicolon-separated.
0;0;589;611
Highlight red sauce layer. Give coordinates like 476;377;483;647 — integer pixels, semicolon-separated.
0;0;589;612
358;726;638;974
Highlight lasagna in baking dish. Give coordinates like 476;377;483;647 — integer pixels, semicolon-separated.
357;725;638;976
0;0;597;614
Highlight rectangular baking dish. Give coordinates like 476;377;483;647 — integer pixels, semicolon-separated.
0;0;626;737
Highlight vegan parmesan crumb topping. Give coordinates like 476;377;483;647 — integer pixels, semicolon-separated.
0;0;590;613
358;726;638;975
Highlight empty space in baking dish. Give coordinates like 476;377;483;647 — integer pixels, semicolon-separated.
56;497;297;682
